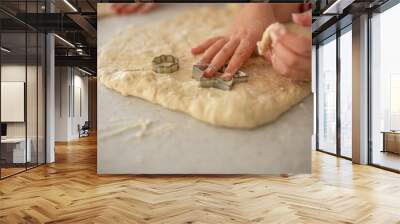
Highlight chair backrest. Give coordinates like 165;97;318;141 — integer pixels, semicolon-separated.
82;121;90;129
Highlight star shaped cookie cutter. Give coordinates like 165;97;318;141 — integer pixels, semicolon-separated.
152;55;179;73
192;64;248;91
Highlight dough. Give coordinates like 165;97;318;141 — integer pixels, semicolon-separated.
257;22;311;56
98;6;311;129
97;3;115;19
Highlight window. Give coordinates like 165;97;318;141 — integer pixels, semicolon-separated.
390;75;400;130
317;36;337;154
0;1;46;179
370;2;400;171
339;28;352;158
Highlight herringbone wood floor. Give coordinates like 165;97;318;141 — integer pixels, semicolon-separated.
1;134;400;224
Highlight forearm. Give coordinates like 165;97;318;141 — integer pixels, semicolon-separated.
235;3;302;30
235;3;277;31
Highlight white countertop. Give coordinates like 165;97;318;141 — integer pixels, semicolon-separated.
1;137;29;143
97;3;313;174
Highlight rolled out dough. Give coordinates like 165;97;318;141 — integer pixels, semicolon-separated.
98;6;311;129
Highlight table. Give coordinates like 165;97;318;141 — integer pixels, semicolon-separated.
381;131;400;154
1;138;32;164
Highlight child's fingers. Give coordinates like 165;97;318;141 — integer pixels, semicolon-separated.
273;42;310;71
271;53;290;76
263;51;272;63
272;53;310;81
191;37;223;55
292;10;312;27
200;39;228;77
222;40;251;80
277;31;311;57
207;38;240;79
198;38;227;65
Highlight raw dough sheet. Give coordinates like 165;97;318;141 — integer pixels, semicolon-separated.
98;6;311;129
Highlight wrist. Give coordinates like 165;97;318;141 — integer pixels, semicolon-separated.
241;4;277;31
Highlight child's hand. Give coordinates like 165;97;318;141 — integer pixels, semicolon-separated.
265;10;312;81
191;4;273;81
112;3;158;15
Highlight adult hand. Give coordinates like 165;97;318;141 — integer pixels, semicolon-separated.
112;3;158;15
191;4;274;81
264;10;312;81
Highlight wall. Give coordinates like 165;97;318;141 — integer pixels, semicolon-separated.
54;67;70;141
70;71;89;138
1;63;45;165
54;67;89;141
1;65;38;138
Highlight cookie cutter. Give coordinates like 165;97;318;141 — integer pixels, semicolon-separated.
192;64;248;91
152;55;179;73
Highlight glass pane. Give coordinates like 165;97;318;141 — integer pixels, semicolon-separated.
340;29;352;158
317;37;337;154
371;4;400;171
1;31;27;177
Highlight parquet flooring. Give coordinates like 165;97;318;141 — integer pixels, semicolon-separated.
1;134;400;223
1;167;26;178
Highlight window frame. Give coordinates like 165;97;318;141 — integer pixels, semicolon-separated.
367;0;400;173
315;23;353;160
0;0;47;180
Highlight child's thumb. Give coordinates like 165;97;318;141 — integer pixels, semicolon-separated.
292;10;312;27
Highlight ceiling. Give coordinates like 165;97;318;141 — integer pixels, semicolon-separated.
0;0;99;74
1;32;45;64
0;0;97;14
312;0;390;44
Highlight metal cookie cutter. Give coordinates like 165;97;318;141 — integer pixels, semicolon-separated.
192;64;248;91
152;55;179;73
